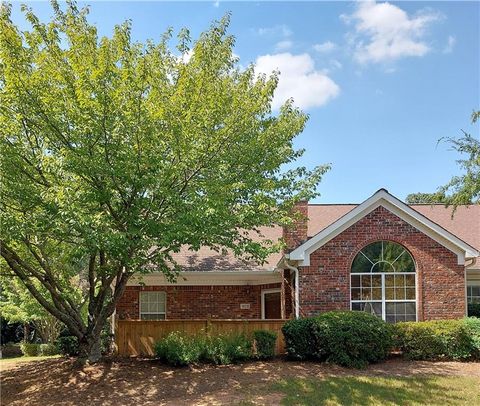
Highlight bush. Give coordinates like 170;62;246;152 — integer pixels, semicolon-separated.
253;330;277;359
1;343;22;358
394;318;480;361
57;335;79;357
154;332;202;366
20;342;40;357
312;311;393;368
282;317;317;360
201;333;252;365
222;333;252;363
468;303;480;318
39;343;59;356
282;311;393;368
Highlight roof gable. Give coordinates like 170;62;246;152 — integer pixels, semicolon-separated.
288;189;479;266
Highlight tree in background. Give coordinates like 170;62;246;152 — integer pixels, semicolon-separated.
0;2;328;362
0;278;65;344
406;110;479;207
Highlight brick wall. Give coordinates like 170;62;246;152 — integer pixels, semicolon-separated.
299;206;466;320
116;280;293;320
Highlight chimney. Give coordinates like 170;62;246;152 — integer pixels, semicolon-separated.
283;200;308;252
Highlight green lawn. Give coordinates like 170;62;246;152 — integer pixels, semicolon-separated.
261;375;480;406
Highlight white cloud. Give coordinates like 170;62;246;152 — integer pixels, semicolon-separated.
443;35;456;54
343;0;441;64
213;0;220;7
254;53;340;110
254;25;292;38
275;40;293;51
313;41;337;53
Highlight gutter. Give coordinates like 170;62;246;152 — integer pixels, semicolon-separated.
283;256;300;319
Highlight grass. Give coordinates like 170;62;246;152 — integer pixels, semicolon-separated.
0;355;61;368
265;375;480;406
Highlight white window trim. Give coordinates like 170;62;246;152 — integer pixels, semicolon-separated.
350;272;418;322
467;281;480;304
261;288;282;320
139;291;167;320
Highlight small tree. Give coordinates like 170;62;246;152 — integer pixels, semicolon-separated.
0;2;328;362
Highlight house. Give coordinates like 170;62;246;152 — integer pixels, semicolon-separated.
116;189;480;323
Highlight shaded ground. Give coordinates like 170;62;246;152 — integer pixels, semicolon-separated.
1;357;480;406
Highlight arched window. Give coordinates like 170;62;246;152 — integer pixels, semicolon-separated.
350;241;416;323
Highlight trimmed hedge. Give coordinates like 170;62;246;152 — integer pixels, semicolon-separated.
468;303;480;318
20;342;40;357
282;311;393;368
253;330;277;360
393;318;480;361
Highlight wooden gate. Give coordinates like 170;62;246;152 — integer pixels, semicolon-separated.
114;319;287;356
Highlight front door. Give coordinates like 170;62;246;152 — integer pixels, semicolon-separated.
263;291;281;319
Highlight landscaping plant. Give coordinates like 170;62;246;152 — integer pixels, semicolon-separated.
154;332;203;367
253;330;277;359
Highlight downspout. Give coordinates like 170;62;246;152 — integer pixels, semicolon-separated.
284;260;300;319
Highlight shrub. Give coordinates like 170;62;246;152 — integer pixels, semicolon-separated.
1;343;22;358
154;331;202;366
57;335;79;357
312;311;393;368
253;330;277;359
394;318;480;361
282;311;393;368
39;343;59;356
282;317;317;360
201;333;252;365
20;342;40;357
468;303;480;318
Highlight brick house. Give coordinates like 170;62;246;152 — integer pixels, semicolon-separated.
116;189;480;323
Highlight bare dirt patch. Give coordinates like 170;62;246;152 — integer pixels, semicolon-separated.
1;357;479;406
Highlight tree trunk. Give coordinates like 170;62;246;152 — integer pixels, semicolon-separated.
77;333;102;364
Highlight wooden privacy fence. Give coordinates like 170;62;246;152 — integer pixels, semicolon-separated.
115;319;287;357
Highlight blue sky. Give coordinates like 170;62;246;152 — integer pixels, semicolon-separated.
11;1;480;203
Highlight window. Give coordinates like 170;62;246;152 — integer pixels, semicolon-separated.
351;241;416;323
467;284;480;304
139;291;166;320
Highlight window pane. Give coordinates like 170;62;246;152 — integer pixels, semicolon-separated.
351;253;372;273
385;288;395;300
385;275;395;287
395;287;406;300
361;288;372;300
372;288;382;300
351;275;361;288
405;288;416;300
361;275;372;288
405;274;415;287
354;302;382;318
372;275;382;287
362;242;383;264
383;242;405;264
351;288;361;300
394;274;405;287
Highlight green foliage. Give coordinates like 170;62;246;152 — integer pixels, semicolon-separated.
405;192;447;204
39;343;59;356
253;330;277;359
312;311;393;368
56;335;79;357
468;303;480;318
20;342;40;356
154;332;203;366
154;331;252;366
0;343;22;358
282;312;393;368
0;1;327;361
201;333;252;365
393;318;480;361
282;317;317;360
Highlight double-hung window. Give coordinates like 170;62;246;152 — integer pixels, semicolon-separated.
139;291;166;320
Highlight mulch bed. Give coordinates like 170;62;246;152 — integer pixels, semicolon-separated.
1;356;479;406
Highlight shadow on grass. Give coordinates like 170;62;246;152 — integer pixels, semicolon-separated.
271;375;476;406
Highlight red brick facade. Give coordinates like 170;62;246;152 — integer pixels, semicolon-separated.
298;206;466;320
117;280;293;320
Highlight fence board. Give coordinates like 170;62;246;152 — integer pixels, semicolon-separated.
115;319;287;357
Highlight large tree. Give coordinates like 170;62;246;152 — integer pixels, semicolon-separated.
406;110;479;207
0;2;328;361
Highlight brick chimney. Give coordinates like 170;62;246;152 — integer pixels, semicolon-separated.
283;200;308;252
